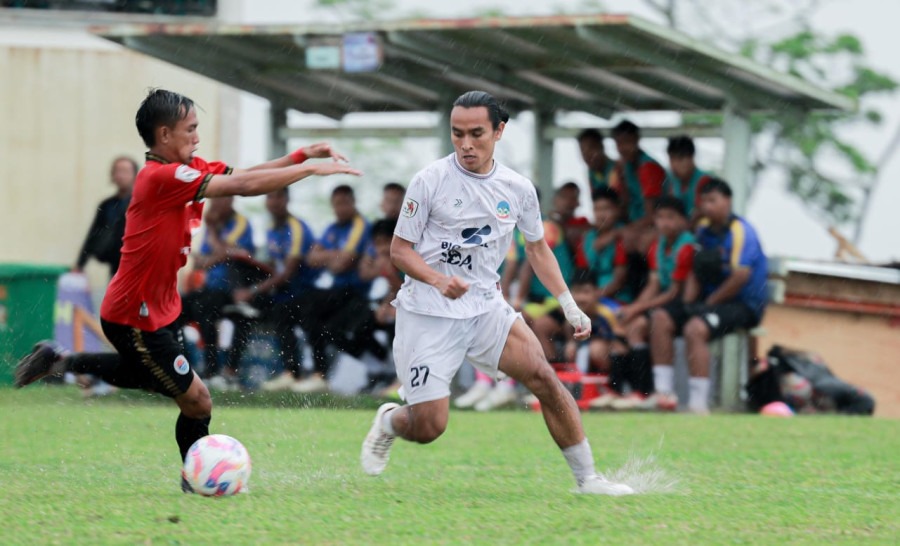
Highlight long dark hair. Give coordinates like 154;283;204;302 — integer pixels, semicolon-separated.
453;91;510;129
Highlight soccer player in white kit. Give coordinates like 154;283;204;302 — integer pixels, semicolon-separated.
360;91;634;495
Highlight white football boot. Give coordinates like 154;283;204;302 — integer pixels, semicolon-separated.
454;381;493;409
361;402;400;476
261;372;298;392
578;474;635;496
474;382;517;411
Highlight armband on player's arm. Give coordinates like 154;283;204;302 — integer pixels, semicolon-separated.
289;148;308;164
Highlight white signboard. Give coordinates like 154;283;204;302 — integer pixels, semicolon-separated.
342;32;382;73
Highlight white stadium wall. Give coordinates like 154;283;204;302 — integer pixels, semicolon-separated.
0;29;224;278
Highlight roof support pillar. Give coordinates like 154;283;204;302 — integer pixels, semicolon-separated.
533;109;556;213
722;101;752;215
269;102;288;159
437;94;454;157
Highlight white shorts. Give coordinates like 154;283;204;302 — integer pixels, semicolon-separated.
393;300;521;405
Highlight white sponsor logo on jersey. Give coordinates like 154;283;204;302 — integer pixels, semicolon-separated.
175;164;202;183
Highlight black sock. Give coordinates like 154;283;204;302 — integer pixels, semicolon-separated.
64;353;148;389
176;413;211;462
630;347;655;396
608;354;627;395
66;353;120;376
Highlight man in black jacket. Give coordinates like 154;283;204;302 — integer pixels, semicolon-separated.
74;156;137;277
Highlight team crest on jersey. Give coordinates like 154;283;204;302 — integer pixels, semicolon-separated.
496;200;511;219
402;198;419;218
173;355;190;375
175;165;202;183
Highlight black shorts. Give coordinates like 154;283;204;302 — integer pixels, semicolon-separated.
661;301;759;340
100;319;195;398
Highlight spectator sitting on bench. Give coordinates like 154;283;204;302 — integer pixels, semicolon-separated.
603;196;695;410
581;187;633;304
229;188;320;392
562;269;627;377
380;182;406;222
512;184;580;363
665;135;713;226
182;196;256;391
578;128;618;194
300;185;373;393
610;120;666;254
359;218;404;395
648;178;768;413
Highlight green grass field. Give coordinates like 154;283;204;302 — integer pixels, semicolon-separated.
1;387;897;545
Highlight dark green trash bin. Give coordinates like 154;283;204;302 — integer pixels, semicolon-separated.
0;264;68;385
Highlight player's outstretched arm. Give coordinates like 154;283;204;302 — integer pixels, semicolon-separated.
391;236;469;299
204;162;361;198
525;238;590;341
235;142;349;173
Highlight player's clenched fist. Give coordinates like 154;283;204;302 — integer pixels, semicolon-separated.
435;275;470;299
558;291;592;341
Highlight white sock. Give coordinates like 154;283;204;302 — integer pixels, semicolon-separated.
653;365;675;394
562;439;596;486
688;377;711;411
381;407;397;436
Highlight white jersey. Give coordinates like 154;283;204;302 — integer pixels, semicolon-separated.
394;153;544;319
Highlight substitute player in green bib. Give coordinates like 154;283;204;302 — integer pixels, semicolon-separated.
665;135;713;224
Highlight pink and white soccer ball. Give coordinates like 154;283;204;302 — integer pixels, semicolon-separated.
182;434;252;496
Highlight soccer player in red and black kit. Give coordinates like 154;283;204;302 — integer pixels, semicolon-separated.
14;89;360;491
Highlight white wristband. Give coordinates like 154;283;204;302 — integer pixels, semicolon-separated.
557;290;575;309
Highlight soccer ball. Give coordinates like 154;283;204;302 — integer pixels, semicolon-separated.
182;434;252;496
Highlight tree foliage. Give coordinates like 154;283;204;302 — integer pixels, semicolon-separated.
646;0;897;225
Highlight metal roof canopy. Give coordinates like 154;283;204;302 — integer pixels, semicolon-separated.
94;14;854;213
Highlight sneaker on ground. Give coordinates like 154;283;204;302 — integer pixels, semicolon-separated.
261;372;298;392
636;392;678;411
474;383;517;411
289;375;329;394
578;474;635;496
222;302;261;320
453;381;493;409
377;380;402;400
610;393;647;411
82;381;119;398
361;402;400;476
588;392;620;410
14;341;67;388
687;405;711;415
205;374;232;392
